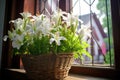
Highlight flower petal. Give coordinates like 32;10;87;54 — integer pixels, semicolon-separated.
50;38;55;44
3;35;8;41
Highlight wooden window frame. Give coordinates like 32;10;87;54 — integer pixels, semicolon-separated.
1;0;120;79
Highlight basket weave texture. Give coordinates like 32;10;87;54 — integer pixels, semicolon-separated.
22;53;74;80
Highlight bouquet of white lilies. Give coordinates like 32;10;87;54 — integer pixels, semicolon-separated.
3;9;91;59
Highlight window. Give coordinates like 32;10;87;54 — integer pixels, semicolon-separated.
36;0;114;68
71;0;114;68
1;0;120;78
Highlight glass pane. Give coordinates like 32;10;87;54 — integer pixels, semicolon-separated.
72;0;114;68
38;0;114;68
39;0;59;15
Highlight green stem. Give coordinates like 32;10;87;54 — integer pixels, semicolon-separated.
55;44;58;54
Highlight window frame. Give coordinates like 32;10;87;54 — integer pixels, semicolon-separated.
1;0;120;79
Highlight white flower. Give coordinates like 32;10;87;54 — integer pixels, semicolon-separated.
3;35;8;41
41;18;52;35
12;34;24;49
77;25;91;40
8;30;16;40
25;23;35;35
51;10;67;25
20;12;32;19
12;40;21;49
33;14;52;36
50;32;66;46
15;34;24;42
3;11;91;57
63;13;80;27
9;18;23;29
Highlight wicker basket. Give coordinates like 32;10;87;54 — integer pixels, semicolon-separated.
22;53;74;80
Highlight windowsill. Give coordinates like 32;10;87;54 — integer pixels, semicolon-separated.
2;68;110;80
72;64;115;69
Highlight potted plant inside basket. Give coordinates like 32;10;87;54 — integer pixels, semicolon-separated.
3;9;92;80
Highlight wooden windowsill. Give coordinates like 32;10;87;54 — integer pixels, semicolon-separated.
1;68;110;80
